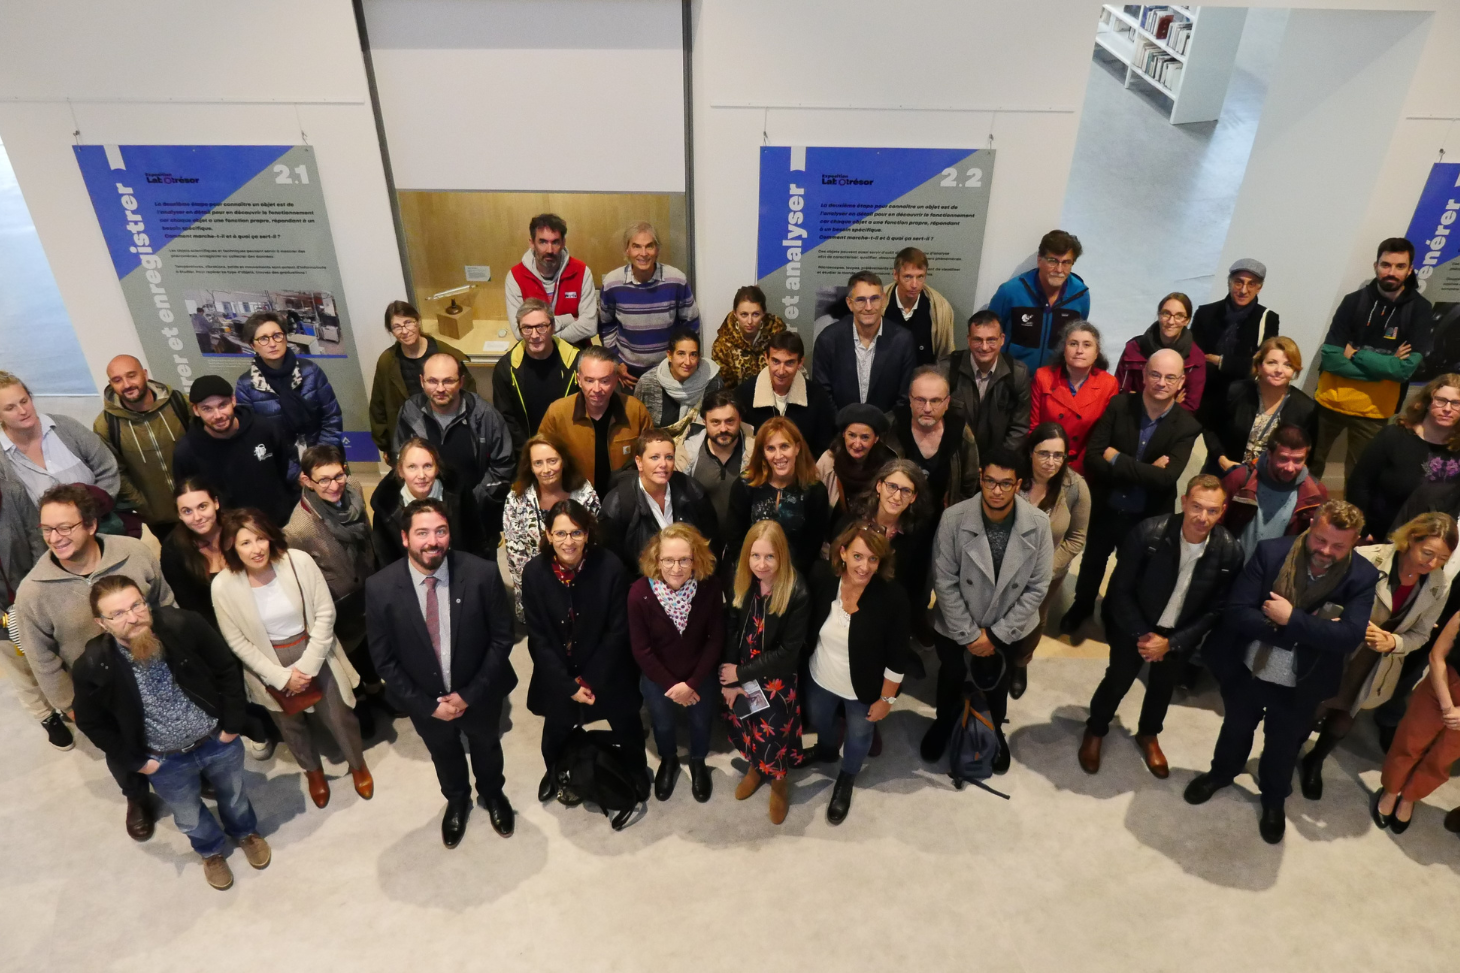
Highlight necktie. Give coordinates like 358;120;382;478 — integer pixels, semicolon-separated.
423;575;442;668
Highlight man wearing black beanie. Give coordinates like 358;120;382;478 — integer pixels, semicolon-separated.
171;375;298;528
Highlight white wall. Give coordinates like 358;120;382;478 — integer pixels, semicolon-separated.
364;0;685;191
0;0;406;403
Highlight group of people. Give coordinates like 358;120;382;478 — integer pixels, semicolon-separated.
4;212;1460;891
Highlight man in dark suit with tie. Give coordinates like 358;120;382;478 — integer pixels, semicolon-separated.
366;498;518;848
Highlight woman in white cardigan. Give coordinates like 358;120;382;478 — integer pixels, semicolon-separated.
212;507;371;808
1299;510;1457;800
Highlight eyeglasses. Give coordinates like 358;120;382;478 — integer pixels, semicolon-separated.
980;476;1018;493
1157;310;1190;322
310;472;348;487
99;599;149;622
519;323;553;336
40;521;85;538
658;556;694;569
252;332;288;344
550;529;586;541
881;481;916;499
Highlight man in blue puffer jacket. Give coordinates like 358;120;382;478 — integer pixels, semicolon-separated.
988;229;1091;371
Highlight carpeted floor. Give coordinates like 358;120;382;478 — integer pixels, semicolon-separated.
3;631;1457;972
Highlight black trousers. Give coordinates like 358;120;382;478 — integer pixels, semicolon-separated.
1086;632;1181;737
1071;508;1144;612
539;707;647;774
409;695;506;804
106;754;150;802
933;634;1011;735
1208;670;1308;809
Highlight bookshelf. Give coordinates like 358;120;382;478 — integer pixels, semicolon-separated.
1093;5;1247;124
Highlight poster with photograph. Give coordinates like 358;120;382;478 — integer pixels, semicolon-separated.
755;146;995;347
72;144;375;460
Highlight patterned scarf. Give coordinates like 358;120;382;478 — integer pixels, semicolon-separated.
650;577;698;634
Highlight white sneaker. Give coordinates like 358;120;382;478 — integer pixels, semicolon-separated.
244;737;276;761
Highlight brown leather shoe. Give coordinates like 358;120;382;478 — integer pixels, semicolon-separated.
1135;734;1169;779
734;767;762;801
768;779;789;825
126;797;155;841
238;833;271;869
351;764;374;800
202;854;234;890
1078;730;1102;775
305;769;331;808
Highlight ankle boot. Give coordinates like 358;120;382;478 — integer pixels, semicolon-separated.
768;779;789;824
1300;726;1341;801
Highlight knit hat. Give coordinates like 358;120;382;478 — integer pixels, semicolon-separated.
187;375;234;404
1229;258;1267;281
835;403;889;437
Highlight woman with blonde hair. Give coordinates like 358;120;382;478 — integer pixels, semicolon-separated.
1300;511;1457;803
723;416;829;578
211;508;370;808
720;520;811;824
1349;373;1460;540
628;523;724;803
1203;335;1317;474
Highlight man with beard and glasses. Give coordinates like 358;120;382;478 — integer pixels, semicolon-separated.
505;213;599;347
72;575;270;891
366;499;518;848
675;389;753;528
1185;500;1379;844
95;355;192;541
1311;237;1434;481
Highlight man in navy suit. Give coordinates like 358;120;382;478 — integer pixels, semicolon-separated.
1184;500;1378;844
813;270;917;412
366;498;518;848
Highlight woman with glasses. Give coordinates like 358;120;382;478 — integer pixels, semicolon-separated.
1349;374;1460;540
632;327;725;435
371;437;482;565
710;285;787;392
233;311;344;452
628;524;723;803
369;300;475;463
1114;293;1206;413
1203;336;1317;475
521;500;646;827
1010;422;1089;699
723;417;830;580
211;508;371;808
503;434;600;620
1028;321;1118;474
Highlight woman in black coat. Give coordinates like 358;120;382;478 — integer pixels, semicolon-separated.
521;499;646;827
370;438;482;565
1203;336;1317;475
598;429;717;579
804;523;910;825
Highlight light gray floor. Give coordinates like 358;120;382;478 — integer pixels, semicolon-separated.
3;631;1458;972
1062;9;1290;353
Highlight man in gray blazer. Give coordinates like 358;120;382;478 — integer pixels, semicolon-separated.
922;446;1053;773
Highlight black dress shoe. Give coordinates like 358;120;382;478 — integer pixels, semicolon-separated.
1369;790;1391;831
688;759;711;803
125;797;155;842
1298;751;1324;801
1259;805;1285;844
1009;665;1028;700
654;755;679;802
485;793;515;837
441;800;470;848
919;721;951;763
826;772;855;825
992;734;1011;775
538;771;556;803
1183;773;1226;806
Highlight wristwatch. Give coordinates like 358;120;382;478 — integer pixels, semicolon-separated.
879;695;898;706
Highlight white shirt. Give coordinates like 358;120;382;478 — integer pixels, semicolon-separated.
808;582;904;701
249;576;307;642
853;324;883;404
1156;535;1209;629
409;557;453;691
638;476;674;531
0;415;96;504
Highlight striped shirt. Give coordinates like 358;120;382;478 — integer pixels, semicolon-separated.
599;262;701;377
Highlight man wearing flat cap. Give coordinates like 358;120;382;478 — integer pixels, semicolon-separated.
1192;258;1280;432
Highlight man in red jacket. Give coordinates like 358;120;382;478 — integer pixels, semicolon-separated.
504;213;599;347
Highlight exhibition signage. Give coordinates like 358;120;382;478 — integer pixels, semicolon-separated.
73;144;375;460
1406;161;1460;306
755;146;995;344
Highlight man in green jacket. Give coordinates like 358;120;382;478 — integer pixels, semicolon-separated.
368;300;476;463
94;355;191;541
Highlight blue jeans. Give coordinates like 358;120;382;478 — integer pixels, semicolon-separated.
147;736;258;857
640;675;715;761
807;677;875;777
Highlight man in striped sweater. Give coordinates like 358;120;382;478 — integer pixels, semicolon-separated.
599;221;700;390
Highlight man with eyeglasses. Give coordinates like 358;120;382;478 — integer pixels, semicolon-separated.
369;300;476;464
886;366;980;508
13;484;175;841
492;298;580;453
505;212;599;347
922;446;1053;772
72;575;270;890
1061;348;1203;641
945;310;1032;455
172;374;299;529
1191;259;1279;430
882;247;955;366
394;354;514;554
989;229;1091;370
813;270;917;412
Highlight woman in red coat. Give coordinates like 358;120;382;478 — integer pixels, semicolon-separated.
1029;321;1119;474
